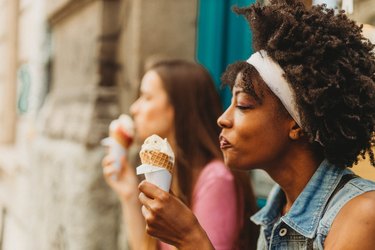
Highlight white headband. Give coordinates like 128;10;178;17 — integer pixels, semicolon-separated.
246;50;302;127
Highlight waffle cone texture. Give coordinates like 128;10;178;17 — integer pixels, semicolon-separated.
139;150;174;174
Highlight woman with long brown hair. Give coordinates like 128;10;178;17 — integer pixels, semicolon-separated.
102;59;258;250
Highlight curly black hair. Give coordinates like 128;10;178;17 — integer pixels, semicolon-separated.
223;0;375;168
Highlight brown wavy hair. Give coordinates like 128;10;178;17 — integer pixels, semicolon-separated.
223;0;375;168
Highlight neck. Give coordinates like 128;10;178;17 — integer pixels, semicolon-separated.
266;145;323;215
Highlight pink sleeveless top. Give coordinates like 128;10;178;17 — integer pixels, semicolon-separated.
159;160;243;250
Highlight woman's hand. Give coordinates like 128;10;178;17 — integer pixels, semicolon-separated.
138;181;214;250
101;154;139;202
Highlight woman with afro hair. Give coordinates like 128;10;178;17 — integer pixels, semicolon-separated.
137;0;375;249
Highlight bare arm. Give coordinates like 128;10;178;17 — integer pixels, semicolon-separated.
119;195;145;250
102;155;145;249
138;181;215;250
325;191;375;249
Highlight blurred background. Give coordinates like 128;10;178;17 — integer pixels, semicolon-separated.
0;0;373;249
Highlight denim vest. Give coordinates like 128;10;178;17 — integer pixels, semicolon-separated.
251;160;375;250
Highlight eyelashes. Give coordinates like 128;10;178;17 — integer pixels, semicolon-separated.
236;105;254;110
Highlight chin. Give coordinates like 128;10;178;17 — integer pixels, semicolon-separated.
224;157;240;170
134;134;145;144
225;158;255;171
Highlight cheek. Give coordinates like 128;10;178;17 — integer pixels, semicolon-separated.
227;116;286;169
153;106;174;137
133;105;156;139
221;117;254;169
135;104;173;140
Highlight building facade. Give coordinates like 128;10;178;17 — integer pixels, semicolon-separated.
0;0;198;249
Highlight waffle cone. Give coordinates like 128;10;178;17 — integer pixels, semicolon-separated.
139;150;174;174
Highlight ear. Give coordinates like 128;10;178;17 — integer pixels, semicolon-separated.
288;121;303;140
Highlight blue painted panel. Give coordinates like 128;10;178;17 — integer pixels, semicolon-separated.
196;0;254;108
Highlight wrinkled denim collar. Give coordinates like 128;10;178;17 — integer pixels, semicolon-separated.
251;159;352;238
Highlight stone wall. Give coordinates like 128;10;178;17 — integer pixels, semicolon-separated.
0;0;199;249
31;1;122;249
28;137;119;250
0;0;47;248
117;0;198;110
350;0;375;25
0;0;17;144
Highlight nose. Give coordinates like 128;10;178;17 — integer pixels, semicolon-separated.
217;107;233;129
130;99;139;116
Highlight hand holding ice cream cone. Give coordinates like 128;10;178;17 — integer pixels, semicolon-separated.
136;134;175;192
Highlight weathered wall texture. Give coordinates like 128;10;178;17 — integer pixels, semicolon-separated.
29;137;119;250
350;0;375;25
1;0;199;249
117;0;198;110
31;1;122;249
0;0;17;144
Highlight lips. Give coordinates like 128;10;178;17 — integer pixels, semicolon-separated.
219;135;232;149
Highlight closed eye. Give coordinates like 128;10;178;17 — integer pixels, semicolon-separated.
236;105;254;110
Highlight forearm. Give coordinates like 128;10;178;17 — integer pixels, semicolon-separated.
177;220;215;250
120;197;146;250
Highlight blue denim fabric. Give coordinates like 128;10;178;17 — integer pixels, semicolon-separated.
251;159;375;250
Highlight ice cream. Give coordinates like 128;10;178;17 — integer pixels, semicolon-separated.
101;114;134;174
109;114;134;149
136;134;175;191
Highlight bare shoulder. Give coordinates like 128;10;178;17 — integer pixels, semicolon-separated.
325;190;375;250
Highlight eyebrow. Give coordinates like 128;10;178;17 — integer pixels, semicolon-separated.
233;85;263;104
233;89;246;96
